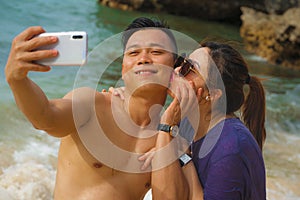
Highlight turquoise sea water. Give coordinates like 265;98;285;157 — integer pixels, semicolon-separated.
0;0;299;199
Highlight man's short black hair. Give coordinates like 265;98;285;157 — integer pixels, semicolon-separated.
122;17;178;61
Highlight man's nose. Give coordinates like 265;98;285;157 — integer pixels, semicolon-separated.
137;52;152;65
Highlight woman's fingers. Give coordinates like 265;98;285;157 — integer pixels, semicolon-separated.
108;86;125;100
165;74;196;123
186;81;199;113
175;78;197;117
138;148;156;171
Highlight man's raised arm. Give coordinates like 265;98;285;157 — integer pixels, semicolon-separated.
5;26;79;137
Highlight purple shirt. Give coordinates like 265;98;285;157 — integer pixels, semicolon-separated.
188;118;266;200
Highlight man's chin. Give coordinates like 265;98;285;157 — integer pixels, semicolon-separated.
130;83;168;95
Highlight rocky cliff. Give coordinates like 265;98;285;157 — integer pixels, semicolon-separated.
99;0;300;69
240;7;300;70
99;0;263;22
98;0;299;22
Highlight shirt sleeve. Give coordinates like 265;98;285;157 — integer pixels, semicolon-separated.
203;154;247;200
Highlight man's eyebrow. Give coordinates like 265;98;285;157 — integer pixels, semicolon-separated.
125;43;168;51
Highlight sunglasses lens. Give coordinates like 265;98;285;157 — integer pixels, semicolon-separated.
180;59;195;76
174;56;185;68
179;63;190;76
175;54;196;77
174;58;183;68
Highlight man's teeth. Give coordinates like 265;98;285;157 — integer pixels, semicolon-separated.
136;70;155;74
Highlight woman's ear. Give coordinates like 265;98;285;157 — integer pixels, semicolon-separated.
196;87;204;102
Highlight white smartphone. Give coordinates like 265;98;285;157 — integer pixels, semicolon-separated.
35;31;88;66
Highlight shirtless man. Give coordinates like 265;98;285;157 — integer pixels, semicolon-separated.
5;17;178;199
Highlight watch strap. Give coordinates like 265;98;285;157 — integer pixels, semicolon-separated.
157;124;171;132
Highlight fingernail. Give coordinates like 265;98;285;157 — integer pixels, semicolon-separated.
53;50;58;56
50;36;58;42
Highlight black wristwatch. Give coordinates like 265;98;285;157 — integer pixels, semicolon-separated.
179;153;192;167
157;124;179;137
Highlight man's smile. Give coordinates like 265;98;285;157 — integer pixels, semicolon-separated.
134;67;158;76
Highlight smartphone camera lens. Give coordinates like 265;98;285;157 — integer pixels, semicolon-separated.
72;35;83;39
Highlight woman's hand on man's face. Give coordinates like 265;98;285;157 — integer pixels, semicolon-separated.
163;73;201;125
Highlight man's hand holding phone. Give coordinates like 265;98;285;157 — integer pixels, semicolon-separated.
5;26;59;81
5;26;88;83
35;31;87;66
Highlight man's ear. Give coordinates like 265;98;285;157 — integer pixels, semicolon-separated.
121;64;125;79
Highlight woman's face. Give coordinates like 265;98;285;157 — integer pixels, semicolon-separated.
183;47;211;91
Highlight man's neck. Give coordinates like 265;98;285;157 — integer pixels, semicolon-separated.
123;88;167;128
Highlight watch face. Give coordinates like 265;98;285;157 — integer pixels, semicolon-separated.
170;125;179;137
179;153;192;167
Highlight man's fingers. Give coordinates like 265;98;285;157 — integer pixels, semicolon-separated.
15;26;45;42
26;63;51;72
13;26;58;53
26;35;58;51
22;49;58;62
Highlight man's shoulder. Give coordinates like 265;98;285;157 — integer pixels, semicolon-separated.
64;87;111;103
64;87;99;97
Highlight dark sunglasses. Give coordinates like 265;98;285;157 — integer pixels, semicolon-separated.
174;53;199;77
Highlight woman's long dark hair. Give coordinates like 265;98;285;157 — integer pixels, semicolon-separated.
201;41;266;150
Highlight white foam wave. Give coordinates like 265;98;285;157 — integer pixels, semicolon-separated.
0;162;55;200
246;54;267;62
0;138;59;200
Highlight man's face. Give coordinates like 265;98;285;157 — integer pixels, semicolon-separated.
122;29;175;93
